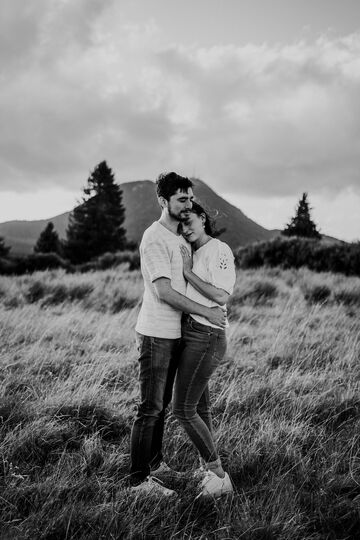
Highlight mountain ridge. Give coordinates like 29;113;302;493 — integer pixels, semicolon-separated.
1;178;279;255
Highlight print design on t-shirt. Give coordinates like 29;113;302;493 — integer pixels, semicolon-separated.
218;251;230;270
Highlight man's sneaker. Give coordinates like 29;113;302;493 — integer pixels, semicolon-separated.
151;461;184;479
130;476;178;498
199;470;234;499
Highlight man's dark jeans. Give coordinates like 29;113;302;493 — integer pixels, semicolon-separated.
130;332;181;485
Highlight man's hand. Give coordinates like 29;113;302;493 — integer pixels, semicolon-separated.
206;306;227;328
180;244;193;276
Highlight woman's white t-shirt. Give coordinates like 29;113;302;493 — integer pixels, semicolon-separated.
186;238;236;329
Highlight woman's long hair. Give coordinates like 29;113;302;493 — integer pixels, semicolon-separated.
179;201;225;238
190;201;214;236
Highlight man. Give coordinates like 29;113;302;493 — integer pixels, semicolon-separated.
130;172;226;497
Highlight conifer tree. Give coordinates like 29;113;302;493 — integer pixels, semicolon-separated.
34;222;61;254
0;236;10;257
283;192;321;239
64;161;127;264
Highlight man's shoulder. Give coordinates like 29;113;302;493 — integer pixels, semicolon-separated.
140;222;173;256
144;221;160;234
141;221;161;243
141;221;181;246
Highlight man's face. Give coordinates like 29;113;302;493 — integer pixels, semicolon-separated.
167;188;194;222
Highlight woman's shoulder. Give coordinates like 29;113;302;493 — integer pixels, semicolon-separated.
210;238;234;257
202;239;235;271
206;239;236;285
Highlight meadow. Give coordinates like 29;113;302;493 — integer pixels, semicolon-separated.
1;264;360;539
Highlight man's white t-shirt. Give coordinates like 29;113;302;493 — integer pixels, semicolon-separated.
135;221;188;339
186;238;236;329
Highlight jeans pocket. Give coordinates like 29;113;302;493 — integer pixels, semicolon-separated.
189;318;212;336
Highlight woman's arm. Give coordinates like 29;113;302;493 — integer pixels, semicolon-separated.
153;277;227;327
180;245;229;305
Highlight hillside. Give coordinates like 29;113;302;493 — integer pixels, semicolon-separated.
0;178;277;255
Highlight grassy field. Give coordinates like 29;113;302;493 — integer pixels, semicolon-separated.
1;265;360;539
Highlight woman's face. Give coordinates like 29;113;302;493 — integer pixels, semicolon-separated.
181;212;205;244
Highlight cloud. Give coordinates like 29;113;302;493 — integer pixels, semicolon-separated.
0;0;360;200
158;38;360;196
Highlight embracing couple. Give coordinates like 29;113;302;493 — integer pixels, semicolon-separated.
129;172;236;499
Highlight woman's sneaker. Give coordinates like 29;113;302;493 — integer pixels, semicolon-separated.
199;470;234;498
130;476;178;498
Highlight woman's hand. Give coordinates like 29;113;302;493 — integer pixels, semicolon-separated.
180;244;193;276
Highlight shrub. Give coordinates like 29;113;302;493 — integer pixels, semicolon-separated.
235;237;360;278
0;250;140;276
0;253;72;276
0;257;19;275
76;250;140;273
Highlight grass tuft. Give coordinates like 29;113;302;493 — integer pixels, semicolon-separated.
48;403;130;441
5;418;82;469
302;283;331;304
229;280;278;308
334;286;360;306
304;396;360;430
25;281;46;303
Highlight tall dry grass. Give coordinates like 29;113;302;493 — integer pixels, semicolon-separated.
1;266;360;539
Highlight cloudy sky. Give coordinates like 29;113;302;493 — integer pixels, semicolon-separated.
1;0;360;241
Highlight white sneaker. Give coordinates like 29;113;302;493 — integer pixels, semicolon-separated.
199;470;234;499
130;476;178;498
151;461;184;479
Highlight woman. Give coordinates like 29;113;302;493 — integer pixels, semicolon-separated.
173;201;236;498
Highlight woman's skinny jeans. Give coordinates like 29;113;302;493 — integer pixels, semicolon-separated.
173;316;227;463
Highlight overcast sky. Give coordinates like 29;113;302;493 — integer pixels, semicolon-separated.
1;0;360;241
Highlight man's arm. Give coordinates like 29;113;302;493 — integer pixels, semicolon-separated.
153;277;226;328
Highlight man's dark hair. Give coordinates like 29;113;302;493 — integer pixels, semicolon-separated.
156;172;193;200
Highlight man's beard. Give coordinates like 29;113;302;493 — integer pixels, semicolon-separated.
168;203;190;222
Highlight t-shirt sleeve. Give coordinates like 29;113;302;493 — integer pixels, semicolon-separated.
208;242;236;295
142;240;171;282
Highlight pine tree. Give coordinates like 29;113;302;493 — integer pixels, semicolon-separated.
34;222;61;254
283;192;321;239
0;236;10;257
64;161;127;264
